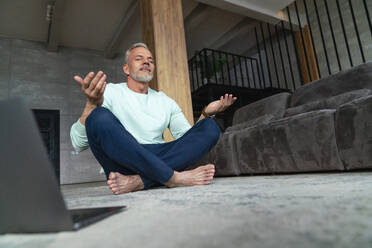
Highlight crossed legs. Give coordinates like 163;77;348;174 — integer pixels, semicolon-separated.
85;107;220;194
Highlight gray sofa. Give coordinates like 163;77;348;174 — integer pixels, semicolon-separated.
199;62;372;176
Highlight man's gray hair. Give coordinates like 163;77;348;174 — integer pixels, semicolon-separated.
124;42;150;64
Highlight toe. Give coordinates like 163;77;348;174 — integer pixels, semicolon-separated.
207;172;215;177
109;172;116;180
114;172;125;179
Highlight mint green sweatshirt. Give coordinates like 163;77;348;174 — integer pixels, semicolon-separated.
70;83;192;152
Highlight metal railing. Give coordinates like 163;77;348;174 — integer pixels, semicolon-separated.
254;0;372;90
301;0;371;73
254;22;300;90
188;48;264;92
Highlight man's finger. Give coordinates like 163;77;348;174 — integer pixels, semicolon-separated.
225;96;237;109
88;71;104;92
220;94;226;109
227;94;233;105
92;74;106;96
221;95;226;103
100;82;106;95
224;93;229;104
83;72;95;89
226;94;231;102
74;75;84;86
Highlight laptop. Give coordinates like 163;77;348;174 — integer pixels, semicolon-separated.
0;98;126;233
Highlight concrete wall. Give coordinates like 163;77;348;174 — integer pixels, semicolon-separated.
299;0;372;77
0;37;127;184
252;29;302;91
224;26;302;91
292;0;372;78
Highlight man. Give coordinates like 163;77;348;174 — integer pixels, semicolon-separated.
70;43;237;194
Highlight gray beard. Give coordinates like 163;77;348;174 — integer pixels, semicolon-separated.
130;72;153;83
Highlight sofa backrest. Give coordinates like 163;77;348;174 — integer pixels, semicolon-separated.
232;92;291;125
290;62;372;107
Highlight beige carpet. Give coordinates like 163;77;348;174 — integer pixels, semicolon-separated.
1;172;372;248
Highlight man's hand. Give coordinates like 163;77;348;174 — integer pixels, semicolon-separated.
204;94;237;115
74;71;107;106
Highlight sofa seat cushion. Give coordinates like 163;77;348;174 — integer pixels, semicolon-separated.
225;114;275;133
234;109;344;174
213;132;241;176
285;89;371;117
335;95;372;170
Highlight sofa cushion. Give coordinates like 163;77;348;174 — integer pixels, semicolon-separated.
285;89;371;117
213;132;240;176
225;114;275;133
232;92;291;125
335;95;372;170
234;109;344;174
290;62;372;107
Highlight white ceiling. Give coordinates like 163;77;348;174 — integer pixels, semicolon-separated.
59;0;133;51
232;0;295;11
0;0;295;58
195;0;295;23
0;0;49;41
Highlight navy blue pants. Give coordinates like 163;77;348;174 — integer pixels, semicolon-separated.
85;107;220;189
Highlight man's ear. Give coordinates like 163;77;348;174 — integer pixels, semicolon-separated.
123;64;129;76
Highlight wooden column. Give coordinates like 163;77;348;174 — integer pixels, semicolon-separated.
140;0;194;141
295;25;319;83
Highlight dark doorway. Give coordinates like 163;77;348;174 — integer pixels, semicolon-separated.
32;109;60;183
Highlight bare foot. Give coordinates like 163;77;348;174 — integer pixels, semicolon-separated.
107;172;144;195
165;164;215;188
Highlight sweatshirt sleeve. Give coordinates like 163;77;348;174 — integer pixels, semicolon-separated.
168;99;192;139
70;84;113;152
70;119;89;152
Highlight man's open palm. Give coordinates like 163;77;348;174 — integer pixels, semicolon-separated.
74;71;107;106
205;94;237;115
